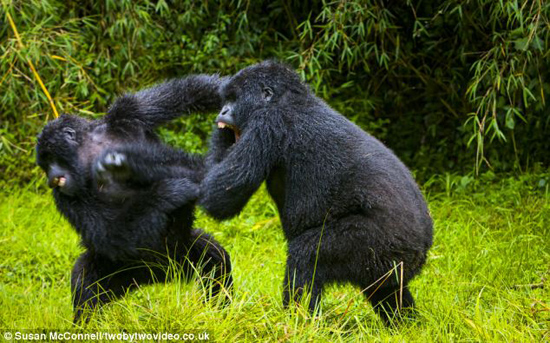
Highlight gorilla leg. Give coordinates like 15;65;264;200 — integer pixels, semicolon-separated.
283;215;419;322
185;229;233;300
72;230;232;324
282;257;325;312
365;285;415;324
283;232;328;312
71;251;159;323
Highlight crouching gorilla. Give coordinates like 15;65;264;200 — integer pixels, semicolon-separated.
198;61;434;324
36;75;232;323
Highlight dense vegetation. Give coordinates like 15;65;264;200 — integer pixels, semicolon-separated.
1;0;549;184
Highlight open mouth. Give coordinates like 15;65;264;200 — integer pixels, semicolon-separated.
217;121;241;141
52;176;67;188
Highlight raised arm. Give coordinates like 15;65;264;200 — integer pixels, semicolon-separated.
106;74;225;129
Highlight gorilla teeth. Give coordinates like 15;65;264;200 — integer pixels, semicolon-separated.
217;121;240;141
58;177;66;187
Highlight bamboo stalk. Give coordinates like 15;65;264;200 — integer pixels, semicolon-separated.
6;12;59;118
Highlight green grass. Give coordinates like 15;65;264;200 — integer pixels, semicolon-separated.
0;177;548;342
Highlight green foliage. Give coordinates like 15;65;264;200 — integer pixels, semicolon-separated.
290;1;550;175
1;0;550;184
1;179;548;340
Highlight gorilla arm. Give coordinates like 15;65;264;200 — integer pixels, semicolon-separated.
93;142;201;207
105;74;224;130
94;142;204;184
199;121;279;220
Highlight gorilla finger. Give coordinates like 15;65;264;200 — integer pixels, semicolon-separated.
103;152;127;169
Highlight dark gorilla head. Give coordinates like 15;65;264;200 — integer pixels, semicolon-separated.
216;60;308;140
36;114;93;196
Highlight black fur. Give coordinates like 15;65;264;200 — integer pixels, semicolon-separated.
199;61;433;323
35;75;232;323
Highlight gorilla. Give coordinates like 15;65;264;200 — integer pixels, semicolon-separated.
35;75;232;323
198;61;434;323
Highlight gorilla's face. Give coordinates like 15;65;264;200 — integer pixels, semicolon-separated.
216;86;270;141
216;61;307;141
216;80;267;141
36;115;91;197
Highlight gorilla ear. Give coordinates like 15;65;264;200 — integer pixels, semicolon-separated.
262;87;274;102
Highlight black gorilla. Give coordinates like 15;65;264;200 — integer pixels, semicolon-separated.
36;75;232;323
198;61;433;323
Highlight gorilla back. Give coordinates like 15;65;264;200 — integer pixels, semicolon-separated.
200;61;433;323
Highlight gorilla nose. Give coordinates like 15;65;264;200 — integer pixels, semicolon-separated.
220;104;233;116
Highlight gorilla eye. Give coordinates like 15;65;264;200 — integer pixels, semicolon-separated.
263;87;274;102
63;128;76;141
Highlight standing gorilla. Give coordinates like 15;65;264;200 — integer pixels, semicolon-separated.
198;61;433;323
36;75;232;323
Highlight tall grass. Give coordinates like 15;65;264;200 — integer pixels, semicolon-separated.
1;176;548;341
